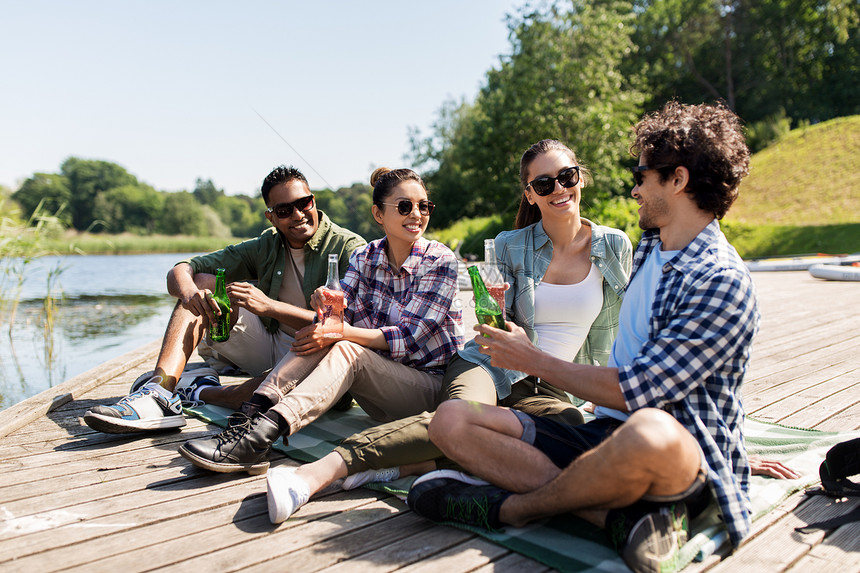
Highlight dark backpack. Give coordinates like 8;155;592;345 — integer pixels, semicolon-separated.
796;436;860;532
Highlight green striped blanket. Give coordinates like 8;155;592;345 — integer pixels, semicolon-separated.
186;404;858;572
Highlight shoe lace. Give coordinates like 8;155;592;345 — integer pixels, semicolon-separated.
218;415;254;444
445;495;493;531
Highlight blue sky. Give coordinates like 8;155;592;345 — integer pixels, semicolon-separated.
1;1;520;196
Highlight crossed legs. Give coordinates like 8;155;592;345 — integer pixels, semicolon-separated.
427;400;703;528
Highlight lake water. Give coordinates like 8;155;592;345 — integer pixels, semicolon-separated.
0;253;204;411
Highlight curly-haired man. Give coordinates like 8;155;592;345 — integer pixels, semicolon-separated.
407;101;760;573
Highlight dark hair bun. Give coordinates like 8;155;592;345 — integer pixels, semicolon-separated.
370;167;392;187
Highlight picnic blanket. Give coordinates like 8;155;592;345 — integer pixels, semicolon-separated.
185;403;860;572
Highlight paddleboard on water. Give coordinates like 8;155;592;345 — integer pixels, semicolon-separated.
808;263;860;282
746;253;860;272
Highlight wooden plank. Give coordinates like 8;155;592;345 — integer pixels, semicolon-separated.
0;339;160;439
708;496;860;572
786;521;860;573
393;538;511;573
47;494;399;573
316;525;480;572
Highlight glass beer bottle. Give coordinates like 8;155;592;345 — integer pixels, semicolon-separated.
320;254;345;338
482;238;506;320
468;265;508;334
209;268;231;342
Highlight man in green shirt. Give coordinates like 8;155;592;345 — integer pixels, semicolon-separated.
84;165;366;434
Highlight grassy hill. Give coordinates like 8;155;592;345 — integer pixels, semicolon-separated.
728;115;860;226
722;115;860;257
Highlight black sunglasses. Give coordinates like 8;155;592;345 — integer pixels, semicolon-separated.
266;194;315;218
630;165;677;187
381;199;435;216
527;166;581;196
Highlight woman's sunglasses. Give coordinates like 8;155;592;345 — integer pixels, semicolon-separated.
527;166;581;196
381;199;435;216
266;194;315;218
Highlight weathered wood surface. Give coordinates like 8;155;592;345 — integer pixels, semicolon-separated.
1;271;858;572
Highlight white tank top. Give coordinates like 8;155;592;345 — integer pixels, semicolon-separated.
533;263;604;361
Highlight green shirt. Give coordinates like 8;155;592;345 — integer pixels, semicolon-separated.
183;210;366;334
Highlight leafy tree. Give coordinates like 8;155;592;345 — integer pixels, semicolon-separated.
631;0;860;124
411;0;646;228
212;194;267;238
12;173;72;226
92;184;165;234
157;191;208;236
193;178;224;205
60;158;138;231
314;183;381;241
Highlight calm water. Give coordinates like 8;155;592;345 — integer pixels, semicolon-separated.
0;253;204;411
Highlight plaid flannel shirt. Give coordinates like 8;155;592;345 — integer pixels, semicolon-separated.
341;237;465;374
617;219;760;547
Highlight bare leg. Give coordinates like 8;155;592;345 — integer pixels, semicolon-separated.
429;400;561;493
430;402;702;529
149;301;208;389
293;452;437;499
198;376;266;410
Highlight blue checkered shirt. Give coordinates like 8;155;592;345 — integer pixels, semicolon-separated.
617;220;759;547
341;237;465;374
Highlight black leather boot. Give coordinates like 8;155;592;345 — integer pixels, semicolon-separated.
179;413;281;475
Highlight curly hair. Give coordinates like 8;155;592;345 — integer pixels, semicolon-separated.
369;167;427;208
630;101;750;219
260;165;309;204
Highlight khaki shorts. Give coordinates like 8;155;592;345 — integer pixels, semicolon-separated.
197;307;295;377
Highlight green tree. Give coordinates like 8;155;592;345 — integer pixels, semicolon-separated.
411;0;646;228
193;178;224;205
212;194;267;238
12;173;72;226
92;184;165;233
158;192;208;236
60;158;138;231
631;0;860;124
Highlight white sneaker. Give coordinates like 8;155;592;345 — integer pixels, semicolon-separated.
174;368;221;407
83;385;186;434
342;467;401;490
411;469;491;489
267;467;310;524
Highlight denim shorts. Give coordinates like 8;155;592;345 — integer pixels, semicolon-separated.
511;410;712;516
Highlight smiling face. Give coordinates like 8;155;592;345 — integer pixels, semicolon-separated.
524;150;582;221
631;159;672;231
264;179;319;248
372;180;430;250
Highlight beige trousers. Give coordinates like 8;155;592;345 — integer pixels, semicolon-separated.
254;340;442;436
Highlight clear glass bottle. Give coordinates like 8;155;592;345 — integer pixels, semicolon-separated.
482;238;506;320
320;254;344;338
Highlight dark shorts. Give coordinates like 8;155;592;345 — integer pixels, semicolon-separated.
511;410;712;517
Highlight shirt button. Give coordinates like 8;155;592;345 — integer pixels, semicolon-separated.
277;271;282;275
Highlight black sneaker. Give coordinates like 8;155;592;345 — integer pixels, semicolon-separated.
407;470;511;532
178;413;280;475
606;501;689;573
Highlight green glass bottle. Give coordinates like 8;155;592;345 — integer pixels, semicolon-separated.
209;268;231;342
468;265;507;334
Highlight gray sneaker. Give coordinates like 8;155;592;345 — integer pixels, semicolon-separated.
83;386;186;434
606;502;689;573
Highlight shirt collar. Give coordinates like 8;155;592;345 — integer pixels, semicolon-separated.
371;236;429;275
303;210;332;252
660;218;721;272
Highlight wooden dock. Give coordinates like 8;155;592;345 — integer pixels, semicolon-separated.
1;271;859;572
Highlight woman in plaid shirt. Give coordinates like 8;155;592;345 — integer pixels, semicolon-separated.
179;168;465;483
